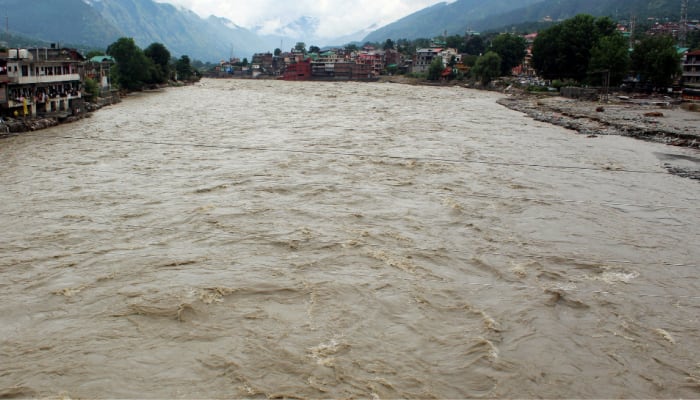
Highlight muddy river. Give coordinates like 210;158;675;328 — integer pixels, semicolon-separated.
1;79;698;398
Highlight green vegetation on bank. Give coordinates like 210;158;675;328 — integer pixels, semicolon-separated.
98;38;199;92
360;12;685;91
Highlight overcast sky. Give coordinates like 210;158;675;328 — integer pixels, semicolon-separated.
155;0;447;39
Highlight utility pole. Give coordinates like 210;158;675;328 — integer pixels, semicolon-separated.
679;0;689;47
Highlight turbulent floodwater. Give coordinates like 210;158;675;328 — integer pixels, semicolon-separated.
1;79;699;399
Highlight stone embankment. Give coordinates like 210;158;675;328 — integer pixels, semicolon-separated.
1;97;119;137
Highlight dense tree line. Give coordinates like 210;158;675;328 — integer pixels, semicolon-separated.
360;12;684;88
93;38;197;91
531;14;681;88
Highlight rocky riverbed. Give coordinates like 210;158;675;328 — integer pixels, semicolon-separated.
498;93;700;180
497;94;699;147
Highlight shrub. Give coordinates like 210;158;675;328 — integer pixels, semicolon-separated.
83;78;100;99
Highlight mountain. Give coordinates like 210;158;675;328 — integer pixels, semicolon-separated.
473;0;700;33
1;0;123;47
91;0;265;61
0;0;265;61
363;0;700;42
363;0;544;42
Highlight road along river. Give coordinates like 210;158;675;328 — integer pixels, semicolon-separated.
1;79;699;398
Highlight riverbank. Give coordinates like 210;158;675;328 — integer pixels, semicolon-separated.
496;92;700;180
497;92;699;148
381;76;699;149
0;96;121;137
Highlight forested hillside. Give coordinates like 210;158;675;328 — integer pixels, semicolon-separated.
364;0;700;42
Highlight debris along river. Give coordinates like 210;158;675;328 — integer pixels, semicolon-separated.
1;79;699;399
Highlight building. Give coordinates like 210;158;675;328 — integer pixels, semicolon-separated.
412;48;442;73
251;52;274;77
85;55;115;96
682;50;700;102
0;46;85;117
282;59;375;81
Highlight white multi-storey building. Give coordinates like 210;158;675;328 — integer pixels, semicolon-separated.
1;46;85;117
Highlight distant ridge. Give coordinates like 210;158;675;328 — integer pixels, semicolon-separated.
363;0;700;42
0;0;264;61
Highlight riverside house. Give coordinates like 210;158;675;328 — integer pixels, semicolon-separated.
682;49;700;102
0;45;85;117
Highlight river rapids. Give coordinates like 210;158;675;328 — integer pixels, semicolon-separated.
1;79;699;398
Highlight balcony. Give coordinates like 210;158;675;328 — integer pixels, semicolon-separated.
7;93;81;108
6;74;81;85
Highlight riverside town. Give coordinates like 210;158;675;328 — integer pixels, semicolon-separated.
2;2;700;399
1;12;700;135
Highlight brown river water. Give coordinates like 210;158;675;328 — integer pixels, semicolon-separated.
1;79;699;399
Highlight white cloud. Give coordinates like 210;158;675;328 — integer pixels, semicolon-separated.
155;0;445;40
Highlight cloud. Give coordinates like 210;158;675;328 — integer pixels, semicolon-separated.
155;0;444;39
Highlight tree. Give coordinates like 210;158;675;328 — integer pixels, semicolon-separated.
445;35;464;51
85;50;106;59
294;42;306;53
427;56;445;81
532;14;617;82
107;37;151;91
309;45;321;54
274;48;282;56
383;39;395;50
471;51;502;84
464;35;485;55
588;32;630;86
490;33;527;76
144;42;171;84
83;77;100;98
631;35;681;88
345;44;359;53
175;55;194;81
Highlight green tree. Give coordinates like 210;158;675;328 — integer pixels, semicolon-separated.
83;77;100;99
445;35;464;50
274;48;282;56
85;50;106;59
345;44;359;53
175;55;194;81
144;42;171;84
588;32;630;86
490;33;527;76
464;35;485;55
471;51;502;84
427;56;445;81
383;39;395;50
631;35;681;88
107;37;152;91
309;45;321;54
532;14;617;82
294;42;306;53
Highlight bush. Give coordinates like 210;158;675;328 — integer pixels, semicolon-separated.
83;77;100;99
